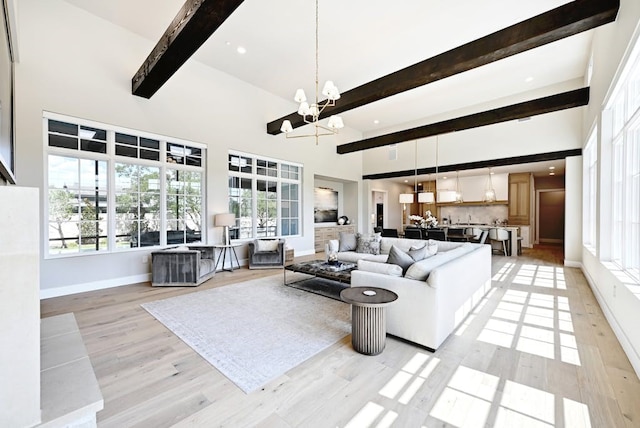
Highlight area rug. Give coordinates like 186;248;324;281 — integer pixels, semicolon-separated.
141;274;350;393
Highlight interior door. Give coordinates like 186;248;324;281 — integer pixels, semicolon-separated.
376;203;383;227
538;190;565;244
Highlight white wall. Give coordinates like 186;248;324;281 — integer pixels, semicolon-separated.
564;156;582;265
15;0;363;295
580;0;640;376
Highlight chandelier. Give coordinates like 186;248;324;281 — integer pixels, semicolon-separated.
279;0;344;144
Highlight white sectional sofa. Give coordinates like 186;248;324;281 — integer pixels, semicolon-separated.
333;235;492;351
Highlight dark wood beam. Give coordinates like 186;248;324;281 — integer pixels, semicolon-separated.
337;87;590;154
132;0;245;98
267;0;618;135
362;149;583;180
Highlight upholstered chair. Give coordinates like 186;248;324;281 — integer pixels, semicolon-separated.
247;239;285;269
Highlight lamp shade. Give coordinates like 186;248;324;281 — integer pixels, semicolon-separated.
399;193;414;204
280;120;293;134
418;192;435;204
214;213;236;227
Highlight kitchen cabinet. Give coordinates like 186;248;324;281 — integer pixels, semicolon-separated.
509;173;531;225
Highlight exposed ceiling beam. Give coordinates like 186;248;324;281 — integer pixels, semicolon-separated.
266;0;618;135
362;149;582;180
132;0;245;99
336;87;589;154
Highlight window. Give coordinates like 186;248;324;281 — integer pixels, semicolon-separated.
582;129;597;252
228;152;301;240
604;48;640;282
46;114;205;256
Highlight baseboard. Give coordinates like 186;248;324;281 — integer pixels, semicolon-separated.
564;260;582;268
40;273;152;299
580;265;640;378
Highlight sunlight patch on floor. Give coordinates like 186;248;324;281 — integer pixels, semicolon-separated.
477;289;581;366
429;366;498;428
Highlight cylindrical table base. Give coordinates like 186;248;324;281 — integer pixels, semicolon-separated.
351;305;387;355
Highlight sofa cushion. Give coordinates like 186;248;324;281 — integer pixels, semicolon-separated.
337;251;387;263
427;240;438;256
256;239;279;252
386;245;415;275
357;259;402;277
339;232;357;252
380;237;423;255
356;233;381;255
405;243;475;281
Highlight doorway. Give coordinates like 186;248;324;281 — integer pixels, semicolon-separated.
536;189;565;244
376;203;383;228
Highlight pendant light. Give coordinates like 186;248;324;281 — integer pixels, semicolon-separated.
455;171;463;203
418;137;435;204
484;167;497;202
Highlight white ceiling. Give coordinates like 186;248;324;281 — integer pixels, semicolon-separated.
63;0;588;177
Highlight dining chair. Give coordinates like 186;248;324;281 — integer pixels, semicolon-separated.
381;228;399;238
447;227;467;242
427;229;446;241
404;228;422;240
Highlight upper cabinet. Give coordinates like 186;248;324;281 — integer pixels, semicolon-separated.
508;173;531;225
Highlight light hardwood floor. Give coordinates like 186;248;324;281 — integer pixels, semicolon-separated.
41;246;640;427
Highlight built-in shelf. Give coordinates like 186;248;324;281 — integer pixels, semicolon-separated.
437;200;508;207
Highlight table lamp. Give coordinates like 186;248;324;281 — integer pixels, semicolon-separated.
215;213;236;245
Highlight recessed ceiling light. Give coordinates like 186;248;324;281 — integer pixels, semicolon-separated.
442;176;447;180
549;166;555;170
490;171;495;175
549;172;555;176
237;46;247;54
225;41;231;46
525;76;534;83
373;120;379;125
404;179;408;183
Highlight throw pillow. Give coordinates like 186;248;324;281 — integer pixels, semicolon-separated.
386;245;415;275
326;239;339;253
427;240;438;256
175;245;190;251
356;233;381;255
408;244;427;261
338;232;357;252
256;239;279;252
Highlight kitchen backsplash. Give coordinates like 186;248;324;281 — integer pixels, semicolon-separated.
438;205;509;225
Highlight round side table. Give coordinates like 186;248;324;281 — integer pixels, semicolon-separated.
340;286;398;355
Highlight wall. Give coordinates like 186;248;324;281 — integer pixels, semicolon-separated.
15;0;363;296
580;0;640;376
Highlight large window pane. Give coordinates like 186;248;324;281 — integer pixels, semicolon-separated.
166;169;203;244
47;155;108;254
115;163;160;248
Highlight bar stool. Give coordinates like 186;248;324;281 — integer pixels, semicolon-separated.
488;228;509;256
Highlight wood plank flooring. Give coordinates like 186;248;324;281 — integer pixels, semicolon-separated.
40;245;640;427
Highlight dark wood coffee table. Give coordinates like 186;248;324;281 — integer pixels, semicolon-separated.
284;260;356;300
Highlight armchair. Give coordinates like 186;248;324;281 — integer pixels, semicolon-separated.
151;245;216;286
248;239;285;269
